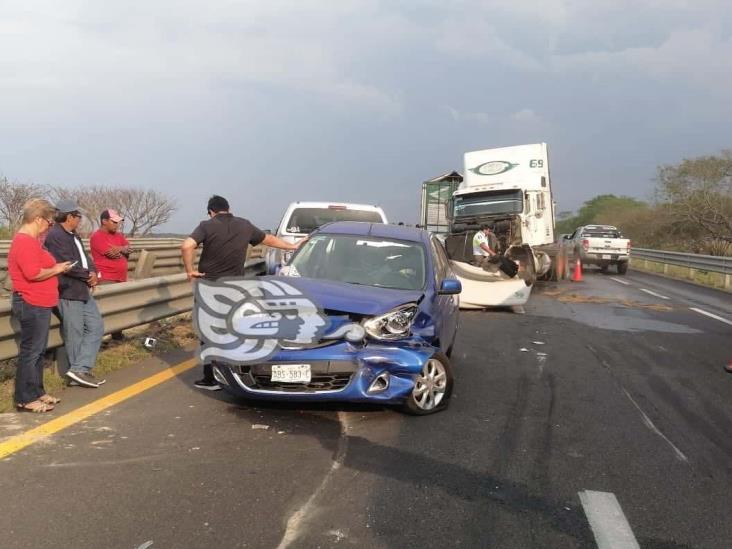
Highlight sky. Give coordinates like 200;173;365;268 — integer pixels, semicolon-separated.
1;1;730;232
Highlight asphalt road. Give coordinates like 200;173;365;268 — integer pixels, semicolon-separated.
0;269;730;549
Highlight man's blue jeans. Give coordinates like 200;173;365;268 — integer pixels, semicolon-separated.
58;297;104;374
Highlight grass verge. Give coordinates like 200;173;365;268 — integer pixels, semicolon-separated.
631;260;730;293
0;313;197;413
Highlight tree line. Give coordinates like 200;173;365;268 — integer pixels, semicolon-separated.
0;178;177;238
556;150;732;256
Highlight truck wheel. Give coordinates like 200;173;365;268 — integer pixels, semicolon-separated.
617;262;628;275
600;264;609;274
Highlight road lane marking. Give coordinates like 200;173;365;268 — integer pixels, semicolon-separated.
276;411;350;549
609;277;630;286
639;289;670;300
578;490;640;549
689;307;732;327
0;358;198;460
622;388;688;463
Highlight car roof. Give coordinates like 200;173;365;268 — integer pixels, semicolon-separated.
285;201;385;213
315;221;430;244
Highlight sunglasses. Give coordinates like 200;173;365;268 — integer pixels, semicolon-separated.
69;212;82;218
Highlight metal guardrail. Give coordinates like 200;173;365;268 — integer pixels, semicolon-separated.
0;258;266;362
631;248;732;275
631;248;731;290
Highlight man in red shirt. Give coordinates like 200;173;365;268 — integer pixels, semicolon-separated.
90;209;131;283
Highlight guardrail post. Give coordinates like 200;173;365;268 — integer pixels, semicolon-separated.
133;250;157;279
725;273;731;290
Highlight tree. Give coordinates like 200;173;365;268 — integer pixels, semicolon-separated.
116;189;177;236
656;150;732;248
555;194;648;235
0;176;48;233
51;185;177;236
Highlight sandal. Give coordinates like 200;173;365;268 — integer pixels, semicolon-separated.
16;400;55;413
39;394;61;405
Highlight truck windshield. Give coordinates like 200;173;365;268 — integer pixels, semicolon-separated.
453;189;523;218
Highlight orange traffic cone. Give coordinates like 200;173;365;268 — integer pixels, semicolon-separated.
571;258;583;282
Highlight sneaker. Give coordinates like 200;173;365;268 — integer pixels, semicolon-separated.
194;379;221;391
87;373;106;386
65;370;99;388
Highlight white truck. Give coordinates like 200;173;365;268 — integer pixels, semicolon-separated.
566;224;630;274
265;201;388;274
443;143;567;308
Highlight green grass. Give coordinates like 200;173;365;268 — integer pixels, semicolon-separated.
0;314;196;413
631;259;730;292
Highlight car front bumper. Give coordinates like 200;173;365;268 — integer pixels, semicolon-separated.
212;340;435;404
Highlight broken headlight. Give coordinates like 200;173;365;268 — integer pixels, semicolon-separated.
363;304;418;340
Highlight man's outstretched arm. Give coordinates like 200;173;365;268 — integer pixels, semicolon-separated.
261;233;302;251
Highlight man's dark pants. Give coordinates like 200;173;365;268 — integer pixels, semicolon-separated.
12;294;51;404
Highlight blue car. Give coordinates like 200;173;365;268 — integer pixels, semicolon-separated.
212;222;461;415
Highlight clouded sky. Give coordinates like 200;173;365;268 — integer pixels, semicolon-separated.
1;1;730;231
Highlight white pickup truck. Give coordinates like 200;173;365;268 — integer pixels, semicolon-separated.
566;224;631;274
265;201;388;274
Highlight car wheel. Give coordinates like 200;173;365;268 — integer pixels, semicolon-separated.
401;352;453;416
617;261;628;275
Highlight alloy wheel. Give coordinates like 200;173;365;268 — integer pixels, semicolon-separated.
411;357;448;411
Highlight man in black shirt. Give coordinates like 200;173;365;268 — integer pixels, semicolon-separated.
181;195;300;390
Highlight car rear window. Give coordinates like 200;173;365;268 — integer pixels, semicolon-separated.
285;208;383;234
581;229;622;238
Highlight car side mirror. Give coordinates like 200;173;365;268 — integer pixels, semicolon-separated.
438;279;462;295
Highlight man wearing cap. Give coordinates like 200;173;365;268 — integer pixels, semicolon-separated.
44;199;106;388
90;209;131;284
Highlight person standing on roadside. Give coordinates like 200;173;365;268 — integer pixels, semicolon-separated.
44;199;106;389
9;199;74;412
181;195;301;390
90;209;131;284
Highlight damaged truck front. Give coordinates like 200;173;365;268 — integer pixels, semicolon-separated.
443;143;567;308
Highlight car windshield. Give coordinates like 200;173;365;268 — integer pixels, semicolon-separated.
287;234;426;291
285;208;383;234
453;189;523;218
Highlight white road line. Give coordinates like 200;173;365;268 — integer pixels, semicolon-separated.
609;277;630;286
578;491;640;549
689;307;732;327
639;288;670;300
622;388;688;463
276;411;350;549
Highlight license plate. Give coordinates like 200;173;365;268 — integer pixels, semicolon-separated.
271;364;311;383
602;254;611;259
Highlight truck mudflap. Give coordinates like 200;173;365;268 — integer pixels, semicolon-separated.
449;260;533;308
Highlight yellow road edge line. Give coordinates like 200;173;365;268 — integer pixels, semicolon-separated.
0;358;198;460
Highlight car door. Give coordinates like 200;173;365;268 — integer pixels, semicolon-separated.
430;237;459;353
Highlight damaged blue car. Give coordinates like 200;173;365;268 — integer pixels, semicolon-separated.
210;222;461;415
